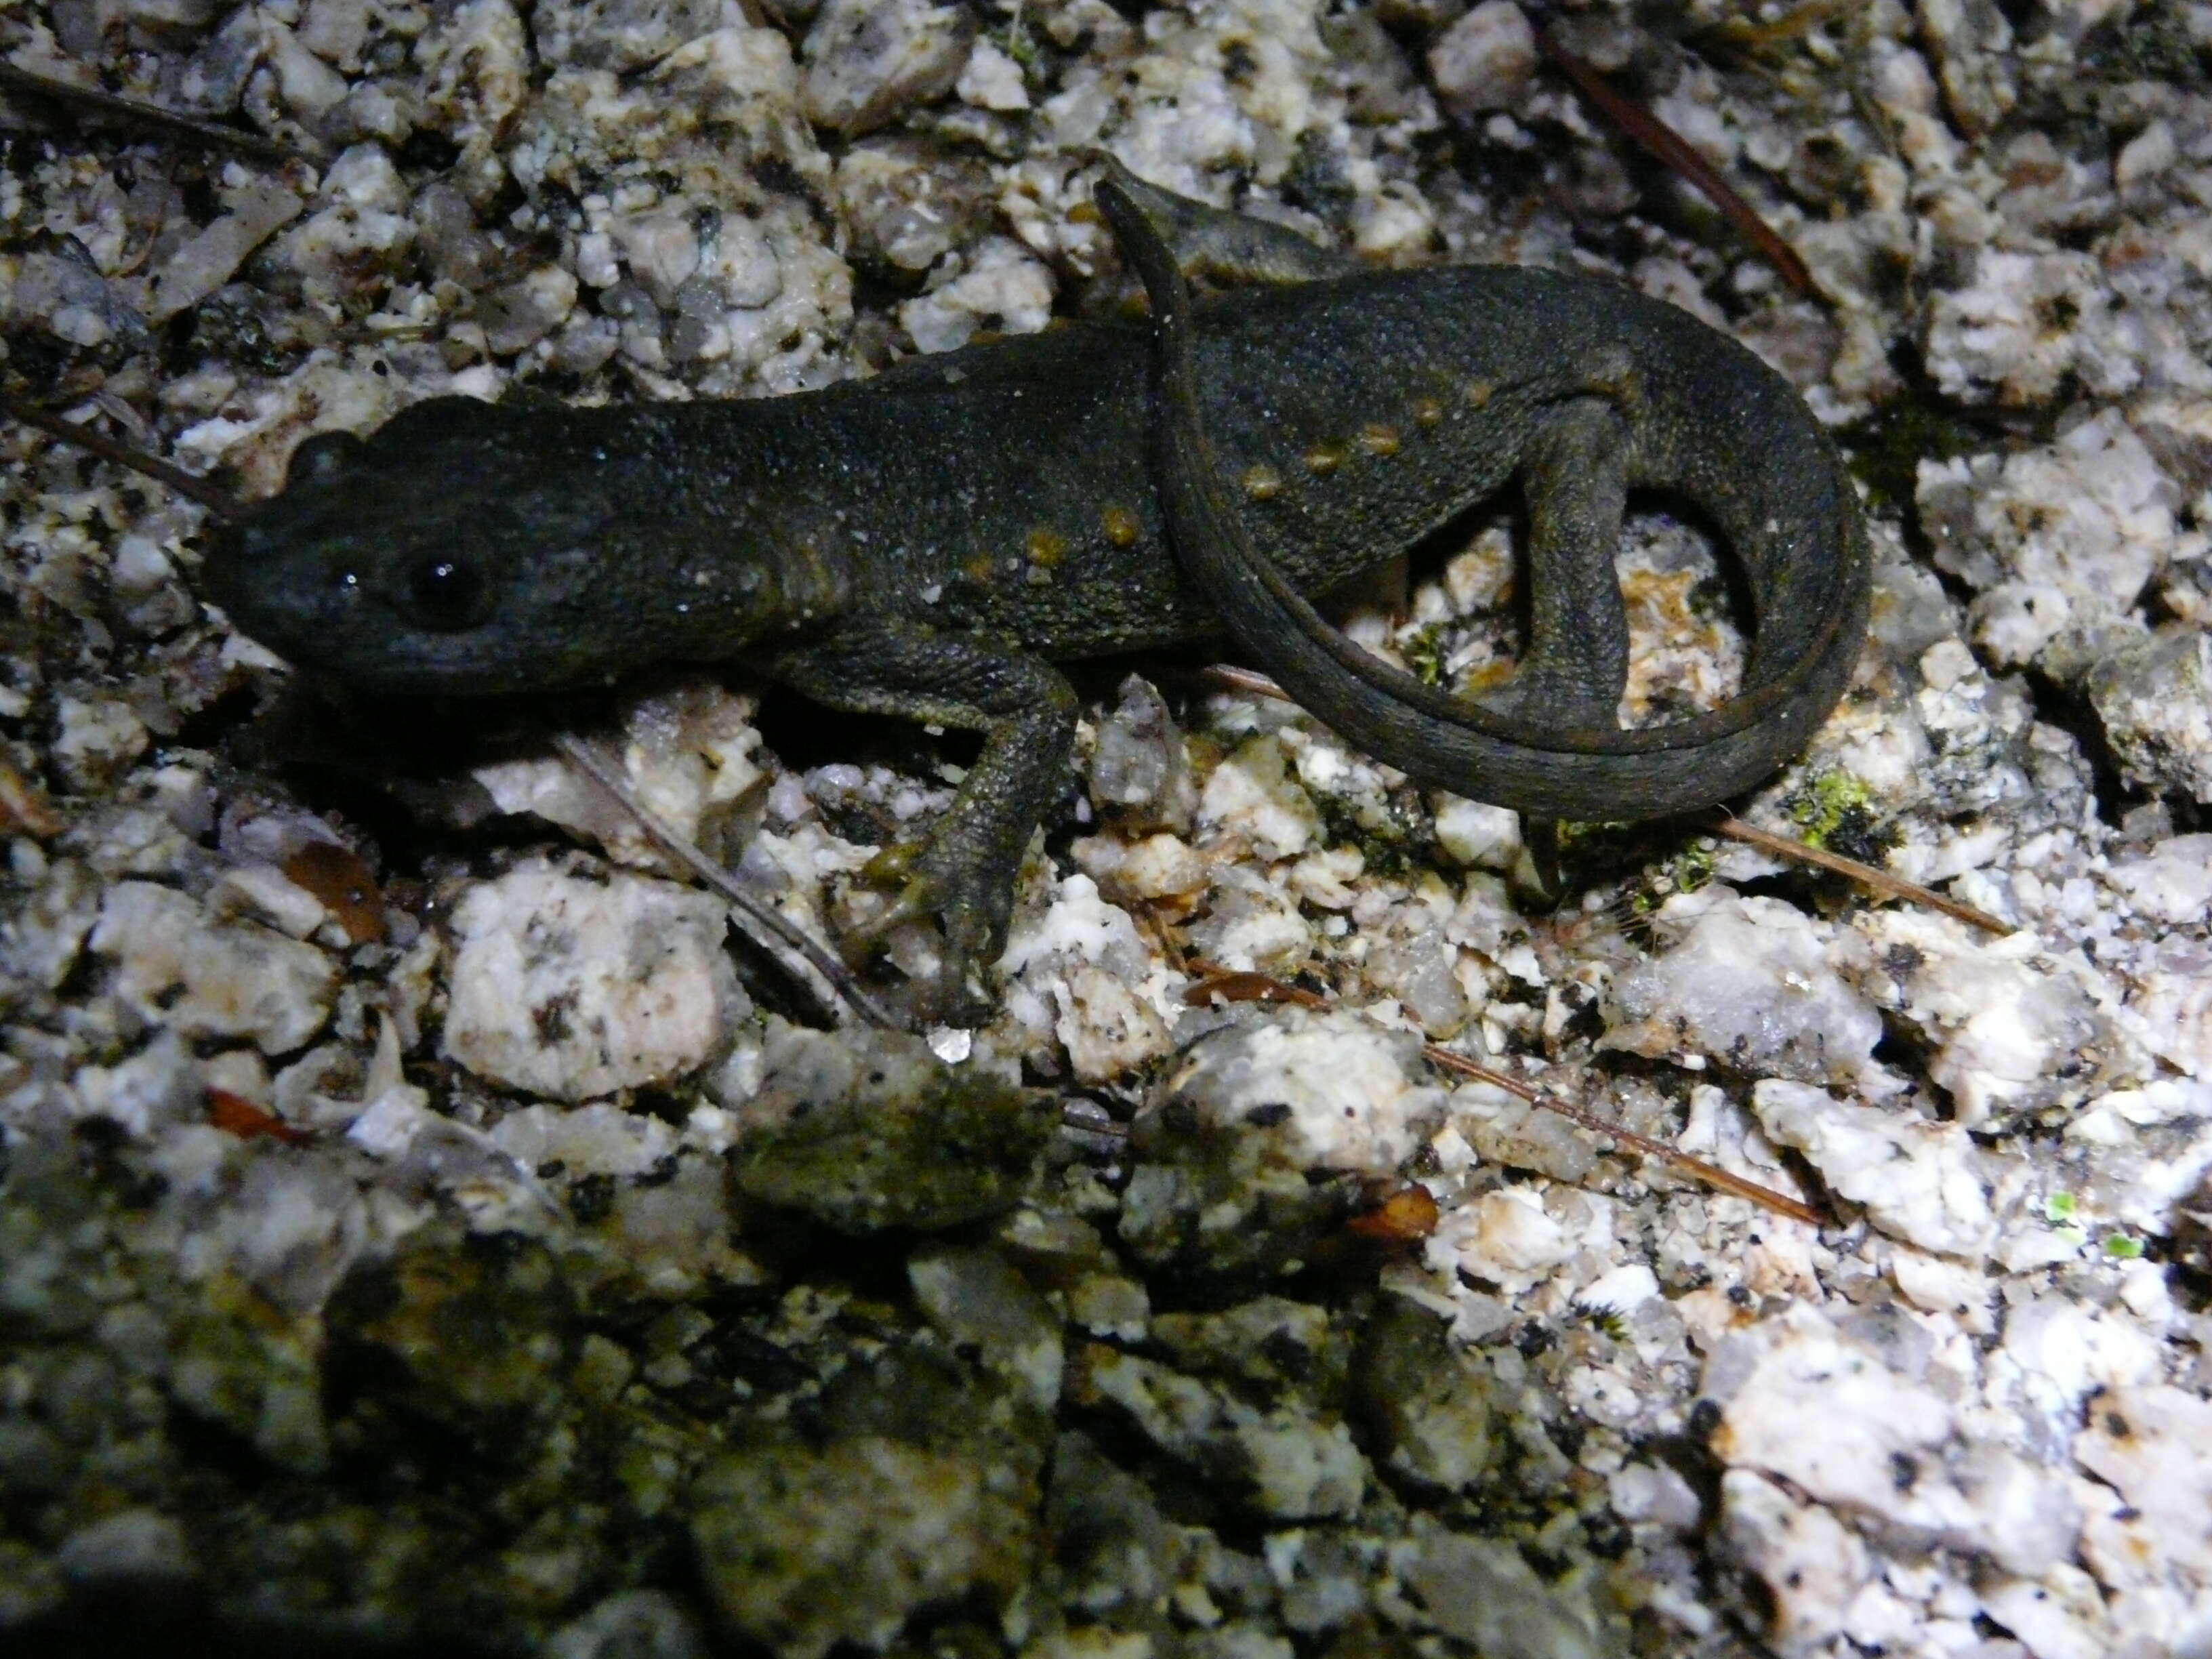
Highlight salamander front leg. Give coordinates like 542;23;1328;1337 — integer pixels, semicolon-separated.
769;620;1079;1026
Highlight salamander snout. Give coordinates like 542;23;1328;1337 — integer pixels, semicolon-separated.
199;417;668;697
199;397;819;697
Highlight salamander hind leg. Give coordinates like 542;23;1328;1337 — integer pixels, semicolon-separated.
1101;165;1868;826
1478;397;1633;739
769;620;1078;1027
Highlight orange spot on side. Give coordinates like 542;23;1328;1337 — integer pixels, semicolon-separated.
1241;464;1284;501
1101;505;1141;548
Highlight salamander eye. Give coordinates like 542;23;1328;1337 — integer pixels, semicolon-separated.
405;554;490;631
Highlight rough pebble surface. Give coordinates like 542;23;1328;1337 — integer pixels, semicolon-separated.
3;1;2212;1657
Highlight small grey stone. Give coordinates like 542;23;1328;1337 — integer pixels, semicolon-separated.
1429;1;1536;117
1601;893;1883;1089
907;1242;1065;1410
801;0;975;135
545;1589;708;1659
688;1436;1019;1657
1352;1296;1496;1495
1042;1430;1180;1616
1151;1296;1352;1406
55;1508;194;1582
1390;1515;1620;1658
441;858;743;1101
2090;626;2212;802
535;0;745;71
91;881;337;1054
5;859;102;991
1069;1342;1370;1519
1089;674;1196;832
731;1023;1055;1232
835;139;993;273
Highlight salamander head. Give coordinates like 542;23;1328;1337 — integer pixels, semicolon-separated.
203;396;827;697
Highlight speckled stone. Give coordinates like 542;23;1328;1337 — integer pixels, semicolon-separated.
729;1023;1057;1232
689;1435;1025;1657
442;857;745;1101
90;880;337;1054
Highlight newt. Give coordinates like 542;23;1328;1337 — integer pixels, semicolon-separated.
203;160;1870;1019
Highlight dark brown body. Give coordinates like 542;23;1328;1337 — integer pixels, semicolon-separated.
205;173;1868;1016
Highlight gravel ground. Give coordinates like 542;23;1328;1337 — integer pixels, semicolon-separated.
2;1;2210;1656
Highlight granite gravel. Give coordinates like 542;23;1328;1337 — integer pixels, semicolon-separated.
4;1;2212;1656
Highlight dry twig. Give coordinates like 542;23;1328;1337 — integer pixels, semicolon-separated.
3;392;241;517
1195;663;2008;933
551;733;901;1030
1417;1043;1822;1227
1534;28;1816;295
0;61;306;165
1185;963;1824;1227
1702;810;2013;935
